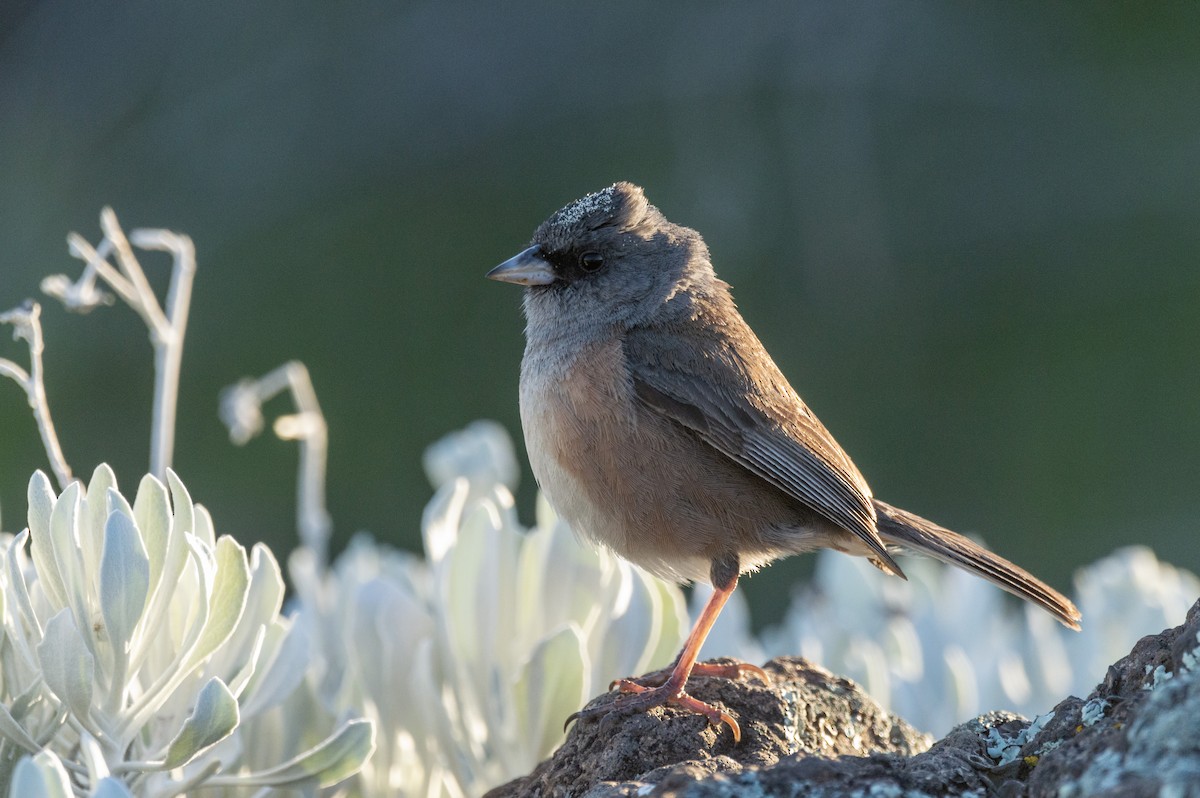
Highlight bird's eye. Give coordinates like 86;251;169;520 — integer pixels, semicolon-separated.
579;251;605;272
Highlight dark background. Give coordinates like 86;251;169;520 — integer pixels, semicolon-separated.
2;3;1197;625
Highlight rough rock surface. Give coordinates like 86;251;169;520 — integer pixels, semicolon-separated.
485;600;1200;798
1019;598;1200;797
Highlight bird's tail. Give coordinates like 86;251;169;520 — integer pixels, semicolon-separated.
873;499;1082;630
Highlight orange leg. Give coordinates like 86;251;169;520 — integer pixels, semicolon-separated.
567;562;767;743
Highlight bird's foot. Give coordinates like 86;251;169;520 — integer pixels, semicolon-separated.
569;661;769;743
567;679;744;742
609;659;771;690
688;660;772;685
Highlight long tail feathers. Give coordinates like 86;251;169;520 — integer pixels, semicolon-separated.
873;499;1082;630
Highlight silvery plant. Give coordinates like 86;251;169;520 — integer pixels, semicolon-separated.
0;210;375;797
0;467;372;797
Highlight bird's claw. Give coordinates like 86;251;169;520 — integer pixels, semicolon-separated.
690;660;771;686
567;660;769;741
565;680;744;743
610;659;771;690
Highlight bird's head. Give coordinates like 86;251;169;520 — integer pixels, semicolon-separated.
487;182;719;333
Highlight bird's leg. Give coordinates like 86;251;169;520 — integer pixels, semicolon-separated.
568;555;762;742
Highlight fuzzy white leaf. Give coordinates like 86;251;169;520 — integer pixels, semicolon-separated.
132;479;190;671
186;536;250;669
591;563;673;683
10;750;73;798
516;514;605;651
5;530;40;658
0;697;40;751
48;482;95;658
166;469;195;538
100;509;150;653
237;619;310;718
216;543;286;689
513;624;588;762
421;479;469;566
209;719;374;788
103;486;136;525
132;474;170;595
77;730;111;783
163;677;239;769
422;419;519;490
446;499;519;681
90;778;134;798
37;608;94;721
247;542;285;618
27;471;65;609
348;577;433;731
639;570;689;674
194;503;217;549
112;536;215;740
224;626;264;701
81;465;117;595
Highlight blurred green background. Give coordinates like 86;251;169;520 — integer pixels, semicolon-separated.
1;3;1197;626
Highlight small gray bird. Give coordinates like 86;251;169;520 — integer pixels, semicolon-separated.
488;182;1080;742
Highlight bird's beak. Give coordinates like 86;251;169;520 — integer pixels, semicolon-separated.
486;245;556;286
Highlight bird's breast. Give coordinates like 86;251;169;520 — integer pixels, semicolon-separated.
518;335;726;584
519;338;637;541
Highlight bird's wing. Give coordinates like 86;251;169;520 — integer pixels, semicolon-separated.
623;308;902;576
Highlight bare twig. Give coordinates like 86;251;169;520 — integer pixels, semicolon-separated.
0;302;74;490
220;361;332;567
42;208;196;479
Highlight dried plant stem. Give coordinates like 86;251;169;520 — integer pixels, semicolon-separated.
221;361;332;566
46;208;196;480
129;226;195;481
0;302;74;490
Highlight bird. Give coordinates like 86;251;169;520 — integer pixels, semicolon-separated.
486;181;1081;743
